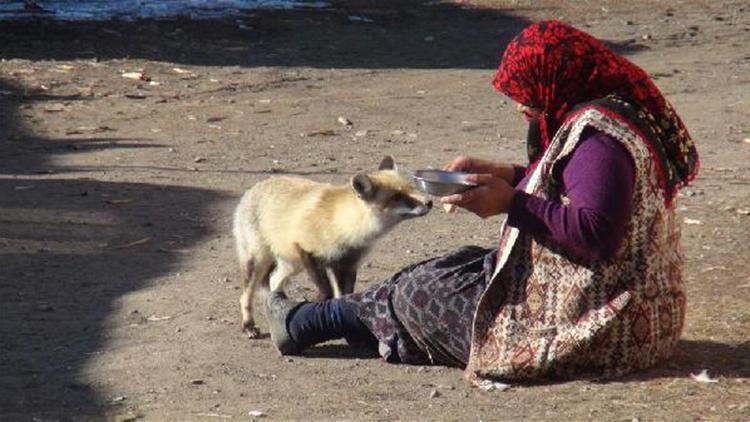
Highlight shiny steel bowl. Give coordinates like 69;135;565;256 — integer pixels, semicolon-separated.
413;170;477;196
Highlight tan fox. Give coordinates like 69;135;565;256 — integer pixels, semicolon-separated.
232;156;432;338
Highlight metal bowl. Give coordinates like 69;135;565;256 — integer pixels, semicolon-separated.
413;169;477;196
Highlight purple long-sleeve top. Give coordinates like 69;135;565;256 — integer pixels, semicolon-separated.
507;130;635;262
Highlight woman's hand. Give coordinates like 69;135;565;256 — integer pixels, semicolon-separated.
440;174;516;218
443;156;517;184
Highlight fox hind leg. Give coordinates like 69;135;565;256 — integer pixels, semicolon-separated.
238;258;259;338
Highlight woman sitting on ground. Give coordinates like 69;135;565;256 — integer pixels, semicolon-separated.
265;20;699;383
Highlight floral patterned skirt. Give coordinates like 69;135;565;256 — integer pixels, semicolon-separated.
344;246;496;367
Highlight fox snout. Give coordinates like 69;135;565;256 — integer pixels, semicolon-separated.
414;199;433;216
400;196;432;219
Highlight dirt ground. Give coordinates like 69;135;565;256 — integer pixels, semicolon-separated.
1;0;749;420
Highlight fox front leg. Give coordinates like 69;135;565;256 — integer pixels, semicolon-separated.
296;245;334;301
330;258;359;297
330;249;364;296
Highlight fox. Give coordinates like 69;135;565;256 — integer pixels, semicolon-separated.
232;156;432;338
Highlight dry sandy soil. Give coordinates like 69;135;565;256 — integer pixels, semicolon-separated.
1;0;749;420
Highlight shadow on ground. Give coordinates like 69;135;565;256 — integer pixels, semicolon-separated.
642;339;750;379
0;78;227;418
300;339;750;382
302;344;380;360
0;1;646;70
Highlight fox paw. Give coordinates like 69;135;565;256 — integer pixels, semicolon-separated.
242;323;261;339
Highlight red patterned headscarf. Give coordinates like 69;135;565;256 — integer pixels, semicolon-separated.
494;20;698;203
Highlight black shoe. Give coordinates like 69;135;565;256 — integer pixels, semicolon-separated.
265;291;304;355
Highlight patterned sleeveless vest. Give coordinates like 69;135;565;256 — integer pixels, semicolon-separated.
466;98;686;381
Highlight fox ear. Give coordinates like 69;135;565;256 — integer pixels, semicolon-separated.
351;173;374;200
378;155;397;171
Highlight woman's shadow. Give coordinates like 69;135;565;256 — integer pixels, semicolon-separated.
299;339;750;381
636;339;750;380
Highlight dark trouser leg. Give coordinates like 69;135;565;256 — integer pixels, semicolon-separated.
286;298;377;351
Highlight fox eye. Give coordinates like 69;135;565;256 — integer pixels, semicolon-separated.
390;193;403;203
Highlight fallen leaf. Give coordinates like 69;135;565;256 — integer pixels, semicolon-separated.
11;68;36;76
348;15;374;23
147;315;172;322
303;129;337;137
683;217;702;225
172;67;189;74
477;379;511;392
105;198;135;205
157;247;188;254
248;410;266;418
44;103;66;112
65;125;116;135
206;116;226;123
113;414;139;422
110;237;151;250
690;369;718;383
122;71;150;81
337;116;352;126
737;209;750;216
